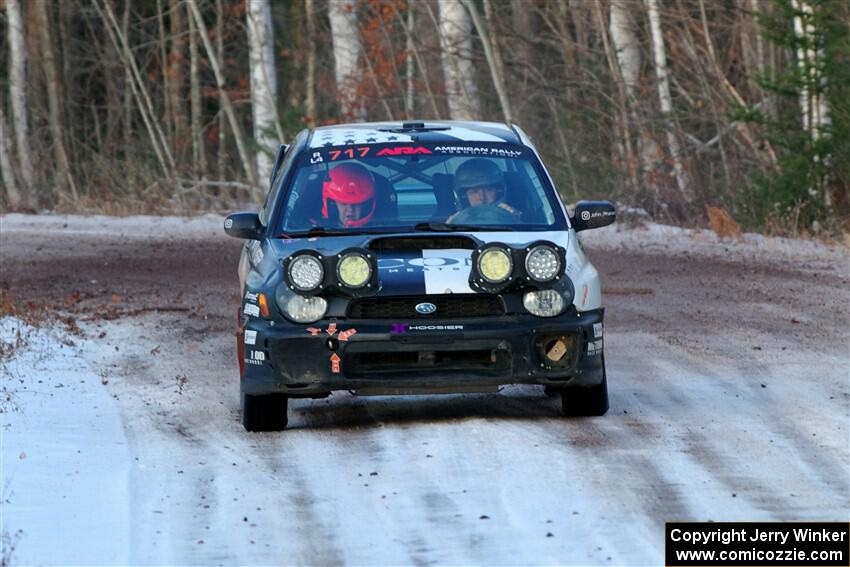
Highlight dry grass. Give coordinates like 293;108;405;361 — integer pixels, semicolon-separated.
706;206;742;239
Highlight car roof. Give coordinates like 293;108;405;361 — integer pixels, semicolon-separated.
307;120;522;149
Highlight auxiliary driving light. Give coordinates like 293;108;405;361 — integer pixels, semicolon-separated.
523;289;566;317
337;253;371;288
525;245;561;282
287;254;324;291
478;248;512;283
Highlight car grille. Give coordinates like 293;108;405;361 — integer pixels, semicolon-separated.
347;294;504;319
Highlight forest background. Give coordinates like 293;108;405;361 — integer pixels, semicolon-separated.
1;0;848;236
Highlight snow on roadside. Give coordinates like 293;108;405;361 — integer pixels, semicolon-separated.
1;318;131;565
580;221;847;267
2;213;846;267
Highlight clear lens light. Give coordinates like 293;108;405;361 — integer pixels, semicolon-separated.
338;254;371;288
525;246;560;281
523;289;566;317
284;295;327;323
478;248;512;283
288;255;323;290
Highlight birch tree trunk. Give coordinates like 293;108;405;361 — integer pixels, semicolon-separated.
610;0;660;182
247;0;282;184
593;0;635;185
791;0;830;142
187;0;259;193
791;0;831;211
645;0;694;202
328;0;365;121
438;0;480;121
0;104;23;209
305;0;317;125
35;0;79;202
609;0;640;93
6;0;36;207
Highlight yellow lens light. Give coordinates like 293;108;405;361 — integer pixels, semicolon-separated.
478;248;512;283
337;254;371;288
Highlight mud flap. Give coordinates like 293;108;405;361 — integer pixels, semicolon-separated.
236;307;245;378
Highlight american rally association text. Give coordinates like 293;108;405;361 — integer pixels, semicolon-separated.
669;527;849;547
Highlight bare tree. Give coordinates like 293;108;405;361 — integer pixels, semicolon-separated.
791;0;830;142
646;0;694;202
187;0;259;193
5;0;35;207
188;1;206;182
437;0;480;120
169;0;189;153
608;0;654;186
404;3;415;118
791;0;831;212
0;103;23;208
469;0;512;122
34;0;79;202
305;0;317;125
215;0;227;180
247;0;283;183
95;0;174;178
328;0;365;121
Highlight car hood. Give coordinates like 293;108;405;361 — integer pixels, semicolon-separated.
268;231;570;296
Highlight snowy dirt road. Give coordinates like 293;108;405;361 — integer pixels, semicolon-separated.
1;214;848;565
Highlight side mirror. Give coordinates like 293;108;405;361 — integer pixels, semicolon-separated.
269;144;290;186
224;212;263;239
571;201;616;232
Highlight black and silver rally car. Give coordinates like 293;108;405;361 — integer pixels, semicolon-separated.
225;121;615;431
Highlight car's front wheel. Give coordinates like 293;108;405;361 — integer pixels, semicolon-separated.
242;393;289;431
560;356;609;416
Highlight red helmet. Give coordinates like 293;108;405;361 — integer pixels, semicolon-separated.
321;163;377;228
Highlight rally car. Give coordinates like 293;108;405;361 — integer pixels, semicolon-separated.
225;121;615;431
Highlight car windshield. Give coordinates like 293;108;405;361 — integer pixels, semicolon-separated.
275;142;564;235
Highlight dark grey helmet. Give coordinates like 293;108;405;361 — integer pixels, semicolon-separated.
454;158;505;195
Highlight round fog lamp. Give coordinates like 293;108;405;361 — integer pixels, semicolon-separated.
337;253;371;288
284;295;327;323
525;246;560;282
523;289;565;317
288;255;324;291
478;248;512;283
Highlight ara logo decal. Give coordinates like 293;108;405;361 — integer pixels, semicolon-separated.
376;146;433;157
415;302;437;315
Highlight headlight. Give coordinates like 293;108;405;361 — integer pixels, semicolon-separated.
283;295;327;323
525;245;560;282
523;289;565;317
288;254;324;291
337;253;371;288
478;248;512;283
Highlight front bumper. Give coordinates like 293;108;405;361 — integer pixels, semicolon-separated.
240;308;605;396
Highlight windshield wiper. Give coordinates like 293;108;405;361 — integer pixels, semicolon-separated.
413;222;513;232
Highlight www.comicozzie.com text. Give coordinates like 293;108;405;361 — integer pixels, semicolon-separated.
669;527;847;546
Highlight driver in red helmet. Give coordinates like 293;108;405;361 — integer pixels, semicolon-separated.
321;162;377;228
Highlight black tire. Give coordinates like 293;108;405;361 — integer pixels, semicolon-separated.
242;393;289;431
560;357;609;416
